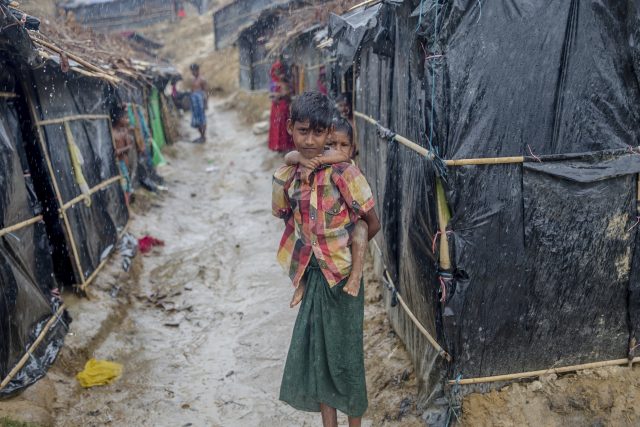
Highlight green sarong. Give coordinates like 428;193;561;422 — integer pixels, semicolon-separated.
280;256;368;418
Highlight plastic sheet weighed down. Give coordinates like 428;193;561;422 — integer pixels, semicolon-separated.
331;0;640;412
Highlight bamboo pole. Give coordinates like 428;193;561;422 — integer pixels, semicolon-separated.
79;219;130;291
29;37;119;83
435;179;451;269
355;110;529;165
445;156;525;166
0;92;17;98
26;90;86;286
385;270;452;362
354;111;432;158
370;239;451;361
449;357;640;386
0;216;43;238
36;114;110;126
0;305;66;391
60;176;123;212
348;0;382;11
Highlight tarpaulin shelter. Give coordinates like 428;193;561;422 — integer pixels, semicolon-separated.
0;4;70;398
213;0;291;50
60;0;180;33
331;0;640;420
235;0;356;91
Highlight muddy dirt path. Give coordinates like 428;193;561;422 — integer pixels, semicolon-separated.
51;102;423;427
55;103;321;426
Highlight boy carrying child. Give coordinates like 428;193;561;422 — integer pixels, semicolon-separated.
272;92;380;426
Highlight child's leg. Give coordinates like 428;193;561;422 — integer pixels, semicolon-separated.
348;416;362;427
344;220;368;297
290;278;306;308
320;403;338;427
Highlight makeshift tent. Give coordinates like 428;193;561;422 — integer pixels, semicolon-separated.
23;63;129;290
213;0;291;50
0;9;68;397
60;0;179;33
331;0;640;419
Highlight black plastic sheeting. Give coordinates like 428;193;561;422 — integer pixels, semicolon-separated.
0;70;67;397
344;0;640;414
28;64;128;286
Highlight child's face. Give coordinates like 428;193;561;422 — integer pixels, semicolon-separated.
327;131;353;158
287;119;330;159
337;101;351;118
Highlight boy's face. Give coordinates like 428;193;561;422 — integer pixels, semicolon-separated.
327;131;353;158
337;101;350;118
287;120;330;159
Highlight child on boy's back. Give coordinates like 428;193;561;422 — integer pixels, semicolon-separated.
284;117;368;308
272;92;380;426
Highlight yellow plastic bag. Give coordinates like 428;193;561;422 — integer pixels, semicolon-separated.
76;358;123;388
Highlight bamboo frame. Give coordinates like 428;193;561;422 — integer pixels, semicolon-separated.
29;37;120;84
60;175;123;212
370;239;452;361
0;305;66;391
384;269;452;362
354;110;529;166
435;180;451;270
79;219;130;291
354;111;432;158
37;114;110;126
449;357;640;386
0;216;43;239
26;90;86;286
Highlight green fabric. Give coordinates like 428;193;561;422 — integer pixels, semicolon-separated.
149;88;166;167
280;256;368;418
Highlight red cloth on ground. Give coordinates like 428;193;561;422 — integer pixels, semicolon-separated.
138;236;165;254
268;98;294;152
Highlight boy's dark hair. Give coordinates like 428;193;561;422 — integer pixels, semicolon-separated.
111;105;127;125
190;63;199;72
290;91;333;130
332;116;353;142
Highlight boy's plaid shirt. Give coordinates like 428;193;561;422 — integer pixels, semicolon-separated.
272;162;375;288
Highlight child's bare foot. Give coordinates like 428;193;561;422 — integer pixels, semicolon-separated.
343;277;361;297
290;283;305;308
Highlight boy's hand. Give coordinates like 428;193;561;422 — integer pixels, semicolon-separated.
343;276;361;297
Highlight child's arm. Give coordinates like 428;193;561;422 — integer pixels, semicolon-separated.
344;219;369;297
318;149;350;165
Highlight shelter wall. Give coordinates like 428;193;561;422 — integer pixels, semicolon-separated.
65;0;177;33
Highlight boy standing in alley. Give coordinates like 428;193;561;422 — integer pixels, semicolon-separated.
272;92;381;426
190;63;208;143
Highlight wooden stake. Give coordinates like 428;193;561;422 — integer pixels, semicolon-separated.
0;215;43;238
0;305;66;391
449;357;640;386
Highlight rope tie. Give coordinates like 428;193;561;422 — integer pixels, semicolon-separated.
628;216;640;233
527;144;542;162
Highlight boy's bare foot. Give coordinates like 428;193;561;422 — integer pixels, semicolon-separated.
343;277;360;297
290;283;305;308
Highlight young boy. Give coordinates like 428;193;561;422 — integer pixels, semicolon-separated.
189;63;208;143
284;117;368;308
112;106;134;205
273;92;380;426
